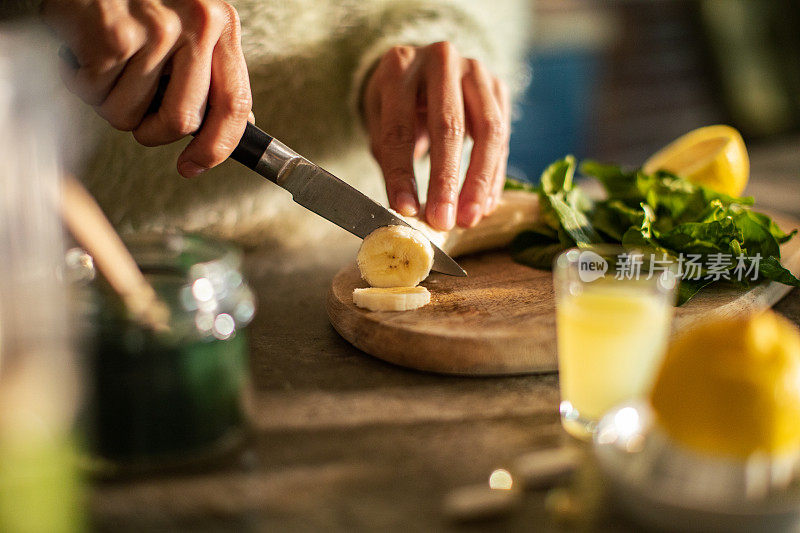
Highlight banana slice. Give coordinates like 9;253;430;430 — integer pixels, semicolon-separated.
352;286;431;311
357;225;434;288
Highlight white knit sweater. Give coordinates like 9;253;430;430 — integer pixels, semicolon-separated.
76;0;532;249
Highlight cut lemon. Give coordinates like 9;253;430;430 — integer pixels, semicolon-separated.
643;125;749;197
650;311;800;458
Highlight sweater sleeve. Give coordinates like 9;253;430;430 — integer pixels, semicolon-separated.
347;0;533;127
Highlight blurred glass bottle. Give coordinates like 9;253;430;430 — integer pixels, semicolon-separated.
0;27;85;532
701;0;800;138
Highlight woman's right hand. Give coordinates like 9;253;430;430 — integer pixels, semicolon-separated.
42;0;252;178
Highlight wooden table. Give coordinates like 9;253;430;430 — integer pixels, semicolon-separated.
90;136;800;532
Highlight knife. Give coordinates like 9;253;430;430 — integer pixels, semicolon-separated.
228;125;466;276
146;75;466;277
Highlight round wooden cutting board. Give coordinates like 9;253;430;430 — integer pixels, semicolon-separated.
326;211;800;376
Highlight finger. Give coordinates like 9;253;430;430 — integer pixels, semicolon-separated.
132;41;212;148
457;60;506;227
487;146;508;215
369;46;420;216
57;45;119;106
57;53;117;106
59;37;144;107
413;114;429;160
487;78;511;215
49;3;145;105
424;42;465;231
176;5;251;177
98;4;181;131
362;69;383;136
131;0;231;148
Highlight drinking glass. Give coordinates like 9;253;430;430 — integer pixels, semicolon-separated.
553;246;677;440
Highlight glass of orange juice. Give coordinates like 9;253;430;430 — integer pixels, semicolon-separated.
554;246;677;440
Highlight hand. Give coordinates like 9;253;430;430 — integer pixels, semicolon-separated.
363;42;511;230
42;0;252;178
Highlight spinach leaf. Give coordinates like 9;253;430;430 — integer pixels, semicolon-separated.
510;231;564;270
535;156;602;246
620;227;673;258
507;157;798;305
541;156;576;194
579;160;641;203
676;278;715;306
758;256;800;287
731;211;781;259
547;194;601;246
504;177;537;193
591;200;645;241
745;211;797;244
655;218;741;257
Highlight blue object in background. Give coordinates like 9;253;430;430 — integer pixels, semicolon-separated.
507;49;601;184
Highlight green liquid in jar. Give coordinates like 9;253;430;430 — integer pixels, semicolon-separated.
86;273;250;466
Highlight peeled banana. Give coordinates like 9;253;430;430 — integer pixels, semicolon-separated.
352;286;431;311
402;190;540;258
357;225;434;288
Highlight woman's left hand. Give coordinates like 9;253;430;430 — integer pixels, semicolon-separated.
363;42;510;230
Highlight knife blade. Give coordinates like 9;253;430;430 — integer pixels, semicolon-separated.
237;130;466;277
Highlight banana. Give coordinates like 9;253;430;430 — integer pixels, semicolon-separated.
352;286;431;311
357;225;434;288
399;190;540;258
352;191;541;311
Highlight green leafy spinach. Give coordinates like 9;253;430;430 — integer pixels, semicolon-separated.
506;156;800;305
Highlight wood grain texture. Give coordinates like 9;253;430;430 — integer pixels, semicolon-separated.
327;211;800;376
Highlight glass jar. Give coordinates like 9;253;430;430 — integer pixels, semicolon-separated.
80;233;256;475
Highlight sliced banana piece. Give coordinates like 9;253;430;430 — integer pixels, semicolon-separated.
357;225;434;288
352;286;431;311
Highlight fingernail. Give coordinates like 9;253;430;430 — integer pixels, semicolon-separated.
179;161;207;178
395;191;419;216
430;202;455;230
457;202;483;227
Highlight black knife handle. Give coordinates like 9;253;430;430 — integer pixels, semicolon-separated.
230;123;273;170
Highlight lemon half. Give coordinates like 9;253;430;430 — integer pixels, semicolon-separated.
650;311;800;459
643;125;750;197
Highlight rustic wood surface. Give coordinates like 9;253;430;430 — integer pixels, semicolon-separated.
327;211;800;376
90;138;800;532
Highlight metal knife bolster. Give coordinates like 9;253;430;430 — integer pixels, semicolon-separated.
249;137;302;184
250;139;343;214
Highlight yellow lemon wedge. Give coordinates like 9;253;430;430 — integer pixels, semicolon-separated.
650;311;800;459
642;125;750;197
